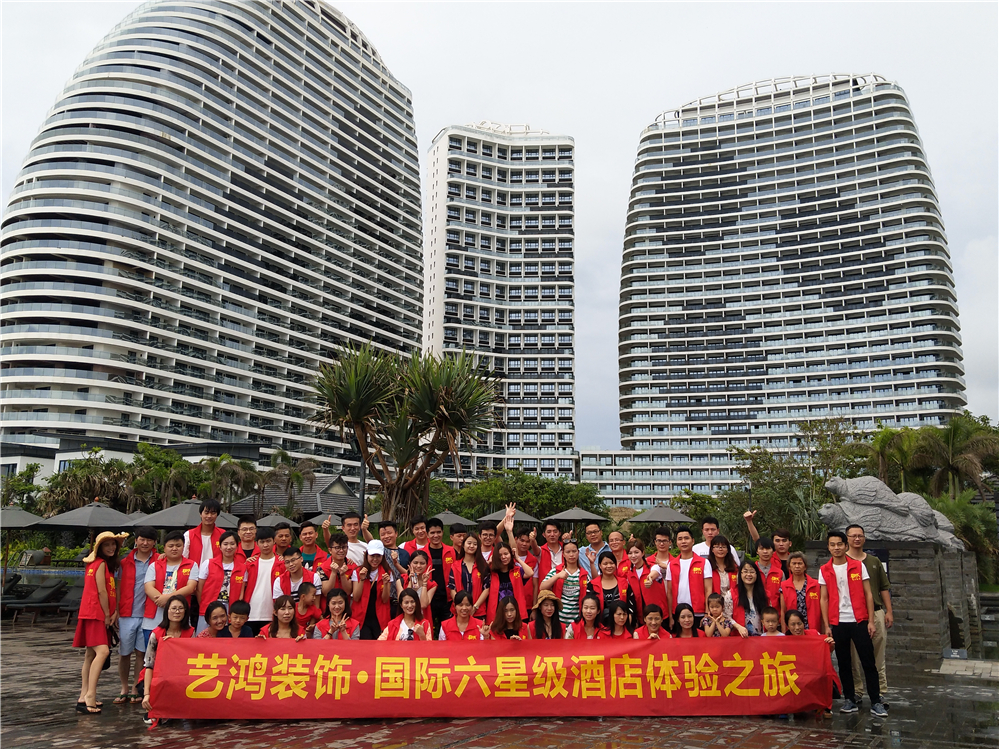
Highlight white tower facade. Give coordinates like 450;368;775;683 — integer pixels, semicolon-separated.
1;0;423;487
583;74;966;506
424;123;578;481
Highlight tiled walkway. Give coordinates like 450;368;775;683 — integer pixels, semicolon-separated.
931;659;999;681
2;621;997;749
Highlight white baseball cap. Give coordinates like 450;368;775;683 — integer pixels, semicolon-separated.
366;539;385;556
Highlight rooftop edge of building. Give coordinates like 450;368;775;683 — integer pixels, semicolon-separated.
431;122;574;148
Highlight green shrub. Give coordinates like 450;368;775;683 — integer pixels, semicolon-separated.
926;490;999;584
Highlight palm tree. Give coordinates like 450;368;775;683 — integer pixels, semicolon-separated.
196;454;261;511
262;449;319;520
912;416;999;500
312;344;497;527
859;425;901;485
890;428;920;493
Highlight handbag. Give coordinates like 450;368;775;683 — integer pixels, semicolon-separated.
103;625;120;671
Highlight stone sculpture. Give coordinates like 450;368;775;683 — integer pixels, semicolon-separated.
820;476;965;550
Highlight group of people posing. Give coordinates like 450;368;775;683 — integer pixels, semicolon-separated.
72;501;893;720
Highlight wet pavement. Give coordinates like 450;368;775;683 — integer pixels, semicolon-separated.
2;620;997;749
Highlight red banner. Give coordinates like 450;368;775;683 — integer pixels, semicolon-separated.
149;637;835;719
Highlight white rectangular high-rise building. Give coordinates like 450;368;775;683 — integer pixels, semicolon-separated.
424;123;578;482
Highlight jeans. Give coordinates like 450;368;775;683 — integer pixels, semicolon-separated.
851;608;888;695
832;621;880;704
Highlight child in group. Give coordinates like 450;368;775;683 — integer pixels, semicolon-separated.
75;531;127;714
760;606;785;636
565;593;605;640
197;601;230;638
294;582;323;637
316;589;361;640
439;591;482;641
259;595;306;640
484;595;530;640
634;604;669;639
221;600;252;638
141;595;194;714
378;588;432;641
605;600;632;639
672;603;702;638
701;592;740;637
528;590;563;640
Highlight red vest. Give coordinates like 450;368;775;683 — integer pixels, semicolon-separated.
634;624;671;640
489;622;529;640
401;539;428;556
235;544;260;563
185;526;224;566
319;557;356;591
450;560;486;612
517;552;538;596
315;617;360;640
669;554;708;614
587;575;643;622
711;568;740;596
486;566;528;623
537;543;563;582
294;604;323;629
440;616;484;641
152;625;194;641
199;557;247;614
240;556;286;603
569;620;607;640
758;562;785;608
80;559;116;621
629;563;668;614
118;549;157;617
550;564;588;614
781;575;821;630
382;615;433;641
143;557;195;619
352;569;394;631
276;570;320;598
300;546;329;571
820;557;869;626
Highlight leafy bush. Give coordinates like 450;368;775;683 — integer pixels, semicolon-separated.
926;490;999;583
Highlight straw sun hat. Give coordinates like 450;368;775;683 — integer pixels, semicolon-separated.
83;531;130;563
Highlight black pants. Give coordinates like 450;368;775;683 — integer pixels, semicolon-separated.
832;621;880;704
248;620;269;636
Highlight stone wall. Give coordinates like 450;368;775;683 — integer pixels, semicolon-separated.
804;541;981;666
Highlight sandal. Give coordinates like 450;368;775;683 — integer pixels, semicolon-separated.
130;694;142;703
76;700;103;708
113;694;129;704
75;702;101;714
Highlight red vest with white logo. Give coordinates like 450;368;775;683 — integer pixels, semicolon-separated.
315;616;360;640
537;543;563;582
80;559;117;621
669;553;708;614
143;557;195;619
118;549;158;617
820;557;868;625
352;568;393;631
199;557;247;614
781;575;821;629
185;526;224;566
486;565;528;623
758;562;785;608
441;616;484;641
239;556;286;603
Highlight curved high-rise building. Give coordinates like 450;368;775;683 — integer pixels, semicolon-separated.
583;74;966;505
424;123;578;481
1;0;423;481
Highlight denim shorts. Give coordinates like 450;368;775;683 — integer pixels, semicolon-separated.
118;616;146;656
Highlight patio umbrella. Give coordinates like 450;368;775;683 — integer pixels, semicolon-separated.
307;512;342;527
38;501;133;531
429;510;476;526
2;506;43;586
365;511;382;523
256;513;300;529
127;511;148;521
478;508;541;524
544;507;607;523
132;499;238;531
626;505;694;524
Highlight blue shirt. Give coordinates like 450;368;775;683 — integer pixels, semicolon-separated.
129;552;153;619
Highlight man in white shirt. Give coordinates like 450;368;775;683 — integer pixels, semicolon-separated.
691;516;740;565
672;527;712;623
819;530;884;717
338;512;368;565
242;527;284;635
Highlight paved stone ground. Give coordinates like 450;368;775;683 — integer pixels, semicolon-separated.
931;660;999;680
2;620;997;749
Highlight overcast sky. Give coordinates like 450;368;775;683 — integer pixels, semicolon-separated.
3;1;997;447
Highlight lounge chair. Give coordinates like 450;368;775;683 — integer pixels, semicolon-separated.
51;551;87;569
4;579;67;623
57;578;88;625
2;573;22;596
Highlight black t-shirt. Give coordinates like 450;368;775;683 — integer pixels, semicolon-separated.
428;546;451;622
364;575;381;632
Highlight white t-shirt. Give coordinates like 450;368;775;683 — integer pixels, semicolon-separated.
675;556;712;607
183;530;215;569
819;562;870;623
692;542;740;566
346;541;367;566
248;557;276;621
481;548;493;562
142;561;199;630
273;570;320;601
395;619;415;640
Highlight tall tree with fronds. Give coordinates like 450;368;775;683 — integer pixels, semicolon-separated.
262;449;319;520
312;344;497;527
912;415;999;500
859;425;902;485
195;454;260;511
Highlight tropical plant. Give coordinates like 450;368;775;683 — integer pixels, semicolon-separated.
912;415;999;500
859;425;902;485
262;449;319;520
195;454;260;511
926;489;999;583
131;443;196;512
1;463;42;512
438;470;605;525
312;344;498;527
37;447;134;514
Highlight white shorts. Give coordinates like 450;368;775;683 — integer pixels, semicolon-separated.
118;616;146;656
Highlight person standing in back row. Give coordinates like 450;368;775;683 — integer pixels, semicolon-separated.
692;516;741;565
846;524;893;707
819;531;886;717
